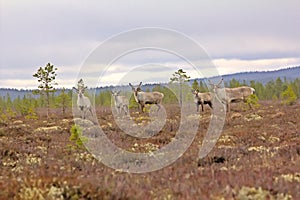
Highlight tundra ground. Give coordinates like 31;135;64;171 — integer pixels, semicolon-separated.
0;101;299;199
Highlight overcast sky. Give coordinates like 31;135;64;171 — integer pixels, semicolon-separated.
1;0;300;89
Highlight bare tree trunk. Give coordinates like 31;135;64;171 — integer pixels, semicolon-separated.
179;83;182;106
46;91;49;119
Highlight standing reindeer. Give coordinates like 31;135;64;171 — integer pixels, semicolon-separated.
192;89;213;112
111;90;129;116
73;79;93;119
129;82;164;113
209;79;255;113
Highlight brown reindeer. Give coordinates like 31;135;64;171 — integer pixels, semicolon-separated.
209;79;255;113
192;89;213;112
129;82;164;113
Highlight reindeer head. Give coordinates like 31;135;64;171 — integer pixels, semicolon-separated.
208;78;223;92
73;86;87;97
73;79;88;97
191;89;200;97
129;82;142;93
111;90;121;97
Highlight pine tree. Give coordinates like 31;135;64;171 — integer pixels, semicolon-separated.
229;78;241;88
56;88;71;116
95;90;111;106
290;78;300;98
33;63;58;118
6;93;13;109
170;69;190;105
265;80;276;100
281;84;297;105
16;94;38;119
0;96;4;113
192;80;199;91
275;77;284;99
199;80;207;92
250;81;265;100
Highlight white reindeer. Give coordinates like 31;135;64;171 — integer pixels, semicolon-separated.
192;89;213;112
111;90;129;116
73;84;93;119
209;79;255;113
129;82;164;113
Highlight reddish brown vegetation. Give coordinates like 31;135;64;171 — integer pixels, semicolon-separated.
0;101;299;199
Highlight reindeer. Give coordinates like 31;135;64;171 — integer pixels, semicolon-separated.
192;89;213;112
209;79;255;113
129;82;164;113
111;90;129;115
73;80;93;119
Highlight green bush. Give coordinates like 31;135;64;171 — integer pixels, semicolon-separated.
69;125;88;149
0;107;17;124
281;85;297;105
24;107;38;120
128;95;139;109
246;94;260;109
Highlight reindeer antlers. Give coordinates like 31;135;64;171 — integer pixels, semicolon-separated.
217;78;223;87
208;78;223;87
129;82;142;89
72;87;78;92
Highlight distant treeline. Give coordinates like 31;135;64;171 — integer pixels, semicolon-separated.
0;77;299;119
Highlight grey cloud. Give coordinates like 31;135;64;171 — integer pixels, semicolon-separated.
1;0;300;88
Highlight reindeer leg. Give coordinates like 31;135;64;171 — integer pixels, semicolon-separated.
124;105;128;115
209;102;213;109
79;106;84;119
83;109;86;119
248;100;252;110
227;103;230;113
121;105;125;116
119;106;123;116
89;107;93;116
121;106;124;116
156;104;161;112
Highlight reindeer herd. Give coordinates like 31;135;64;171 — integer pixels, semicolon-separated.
193;79;256;113
73;78;256;119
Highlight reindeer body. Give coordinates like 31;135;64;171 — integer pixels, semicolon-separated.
209;79;255;113
129;82;164;113
213;85;255;113
111;91;129;115
225;86;255;103
193;90;213;112
73;84;93;119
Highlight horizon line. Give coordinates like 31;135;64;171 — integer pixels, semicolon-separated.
0;65;299;91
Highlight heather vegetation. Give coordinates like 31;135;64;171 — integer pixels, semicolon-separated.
1;100;299;199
